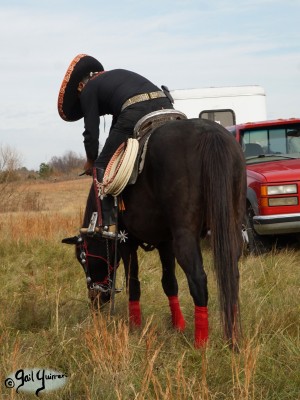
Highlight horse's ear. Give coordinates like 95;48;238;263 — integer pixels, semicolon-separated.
62;236;80;245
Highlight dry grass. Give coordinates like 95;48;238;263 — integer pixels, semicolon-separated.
0;178;299;399
0;177;91;241
25;177;91;213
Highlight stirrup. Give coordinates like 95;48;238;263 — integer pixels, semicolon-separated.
80;212;128;242
80;212;114;236
101;224;117;240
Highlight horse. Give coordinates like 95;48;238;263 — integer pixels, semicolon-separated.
63;117;247;348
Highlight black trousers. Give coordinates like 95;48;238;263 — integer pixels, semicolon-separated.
94;98;173;169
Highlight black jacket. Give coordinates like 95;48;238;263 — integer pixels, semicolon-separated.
80;69;164;161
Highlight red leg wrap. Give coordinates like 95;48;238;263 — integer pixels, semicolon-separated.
168;296;186;331
129;301;141;327
194;306;209;348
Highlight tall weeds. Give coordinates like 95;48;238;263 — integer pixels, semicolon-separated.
0;179;299;399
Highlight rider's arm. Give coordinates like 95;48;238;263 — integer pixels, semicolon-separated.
80;85;101;161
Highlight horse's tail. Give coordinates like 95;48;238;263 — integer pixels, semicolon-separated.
199;126;246;341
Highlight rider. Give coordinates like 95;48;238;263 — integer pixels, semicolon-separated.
58;54;174;234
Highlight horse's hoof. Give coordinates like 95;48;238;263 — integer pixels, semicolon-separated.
194;339;209;349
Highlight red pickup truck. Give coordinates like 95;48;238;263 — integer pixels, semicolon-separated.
227;118;300;254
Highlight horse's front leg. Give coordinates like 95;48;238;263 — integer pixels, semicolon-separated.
158;241;186;331
121;241;141;327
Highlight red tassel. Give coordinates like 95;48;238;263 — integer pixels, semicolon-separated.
168;296;186;331
194;306;209;348
129;300;141;327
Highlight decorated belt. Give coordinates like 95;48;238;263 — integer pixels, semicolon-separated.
121;91;166;112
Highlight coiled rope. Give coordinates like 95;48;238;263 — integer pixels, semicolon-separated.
101;138;139;196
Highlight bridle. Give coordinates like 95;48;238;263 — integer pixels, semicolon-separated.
76;234;118;293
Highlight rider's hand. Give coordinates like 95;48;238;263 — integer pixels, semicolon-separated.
83;159;94;176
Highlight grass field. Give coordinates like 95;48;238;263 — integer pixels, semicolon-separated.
0;178;299;399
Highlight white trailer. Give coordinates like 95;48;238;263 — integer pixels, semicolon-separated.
170;85;267;126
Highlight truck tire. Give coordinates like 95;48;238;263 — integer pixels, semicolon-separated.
243;204;272;255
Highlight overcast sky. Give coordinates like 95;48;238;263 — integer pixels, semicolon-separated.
1;0;299;170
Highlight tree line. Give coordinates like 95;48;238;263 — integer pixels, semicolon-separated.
0;144;86;181
39;151;86;178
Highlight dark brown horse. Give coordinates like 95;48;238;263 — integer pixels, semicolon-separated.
63;118;246;348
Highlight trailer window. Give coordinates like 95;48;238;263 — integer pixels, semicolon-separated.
200;109;236;127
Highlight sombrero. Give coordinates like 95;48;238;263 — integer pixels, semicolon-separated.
58;54;104;121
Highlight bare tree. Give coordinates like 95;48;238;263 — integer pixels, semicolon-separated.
49;151;85;175
0;145;24;211
0;144;23;183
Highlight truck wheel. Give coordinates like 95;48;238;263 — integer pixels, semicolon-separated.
295;234;300;248
243;205;272;255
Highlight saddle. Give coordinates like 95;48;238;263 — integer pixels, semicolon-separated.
102;109;187;196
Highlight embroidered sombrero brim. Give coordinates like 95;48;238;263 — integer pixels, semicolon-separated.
58;54;104;122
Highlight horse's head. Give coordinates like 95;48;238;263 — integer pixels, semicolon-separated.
62;234;120;308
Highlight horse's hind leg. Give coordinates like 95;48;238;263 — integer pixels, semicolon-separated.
158;241;186;331
173;230;209;347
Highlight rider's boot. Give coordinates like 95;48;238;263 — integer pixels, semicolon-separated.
93;167;117;236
